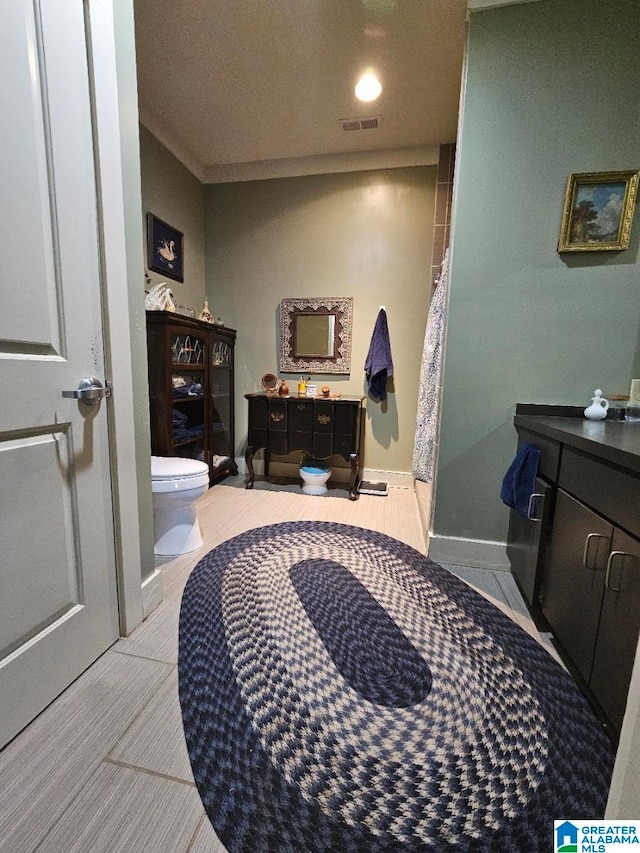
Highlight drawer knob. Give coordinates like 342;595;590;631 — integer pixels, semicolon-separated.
270;412;285;422
317;414;331;425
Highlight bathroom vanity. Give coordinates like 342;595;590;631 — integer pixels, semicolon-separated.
146;311;237;483
508;408;640;737
245;394;364;499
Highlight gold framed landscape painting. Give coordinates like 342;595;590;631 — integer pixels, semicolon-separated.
558;170;639;252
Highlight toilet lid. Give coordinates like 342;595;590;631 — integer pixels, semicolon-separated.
151;456;209;480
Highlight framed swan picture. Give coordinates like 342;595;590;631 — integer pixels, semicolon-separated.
147;213;184;282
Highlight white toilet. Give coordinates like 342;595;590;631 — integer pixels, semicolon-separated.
299;463;331;496
151;456;210;555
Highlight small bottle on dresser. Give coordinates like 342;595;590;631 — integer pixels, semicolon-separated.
608;395;629;421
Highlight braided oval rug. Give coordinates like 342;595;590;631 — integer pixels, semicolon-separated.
178;521;614;852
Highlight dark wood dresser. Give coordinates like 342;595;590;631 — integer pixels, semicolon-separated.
244;394;364;499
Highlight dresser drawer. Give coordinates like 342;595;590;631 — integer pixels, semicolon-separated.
288;400;313;432
559;447;640;539
267;398;287;431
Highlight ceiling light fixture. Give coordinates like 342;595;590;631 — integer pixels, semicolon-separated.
355;71;382;102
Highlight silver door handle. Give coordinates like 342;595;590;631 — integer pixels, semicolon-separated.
605;550;632;592
62;377;111;406
583;532;607;571
527;492;544;521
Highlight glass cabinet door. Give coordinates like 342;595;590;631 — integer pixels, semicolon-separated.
210;337;233;472
170;332;206;462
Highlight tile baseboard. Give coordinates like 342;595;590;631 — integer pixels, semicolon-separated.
428;534;510;571
141;568;163;620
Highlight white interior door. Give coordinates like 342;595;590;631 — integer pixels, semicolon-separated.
0;0;120;749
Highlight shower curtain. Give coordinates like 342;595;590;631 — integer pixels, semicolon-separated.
412;250;449;483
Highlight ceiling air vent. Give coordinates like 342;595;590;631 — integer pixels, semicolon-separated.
340;115;382;132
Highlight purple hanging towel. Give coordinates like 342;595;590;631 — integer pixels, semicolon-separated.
365;308;394;401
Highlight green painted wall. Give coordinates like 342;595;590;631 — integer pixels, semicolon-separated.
204;168;436;473
139;125;206;312
433;0;640;546
136;126;207;578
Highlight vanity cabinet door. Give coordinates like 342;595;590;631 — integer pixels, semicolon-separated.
506;476;552;606
540;488;611;684
589;528;640;733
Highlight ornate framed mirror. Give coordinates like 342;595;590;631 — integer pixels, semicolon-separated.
279;297;353;374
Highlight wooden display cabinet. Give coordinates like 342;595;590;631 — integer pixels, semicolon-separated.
146;311;237;483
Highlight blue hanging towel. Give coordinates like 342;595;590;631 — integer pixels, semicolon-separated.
500;442;541;519
365;308;394;401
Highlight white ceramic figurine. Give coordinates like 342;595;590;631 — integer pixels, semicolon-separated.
145;282;176;312
584;389;609;420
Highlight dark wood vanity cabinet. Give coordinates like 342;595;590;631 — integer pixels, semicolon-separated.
506;428;560;606
539;446;640;734
509;414;640;736
245;394;364;499
544;490;640;732
506;476;553;605
146;311;237;483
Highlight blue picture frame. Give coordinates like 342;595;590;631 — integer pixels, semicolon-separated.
147;212;184;281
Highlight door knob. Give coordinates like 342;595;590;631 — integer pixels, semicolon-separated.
62;377;111;406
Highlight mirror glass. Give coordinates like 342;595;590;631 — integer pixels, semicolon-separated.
294;314;336;357
279;297;353;374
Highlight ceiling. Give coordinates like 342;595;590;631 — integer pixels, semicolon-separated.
133;0;470;183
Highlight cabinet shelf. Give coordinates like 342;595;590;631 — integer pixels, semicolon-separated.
173;437;203;448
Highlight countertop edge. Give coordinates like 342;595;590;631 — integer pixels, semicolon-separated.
514;413;640;476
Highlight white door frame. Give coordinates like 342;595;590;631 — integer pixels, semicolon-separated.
86;0;149;636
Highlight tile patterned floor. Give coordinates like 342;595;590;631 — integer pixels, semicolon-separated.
0;475;538;852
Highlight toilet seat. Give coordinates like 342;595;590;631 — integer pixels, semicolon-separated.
151;456;209;493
